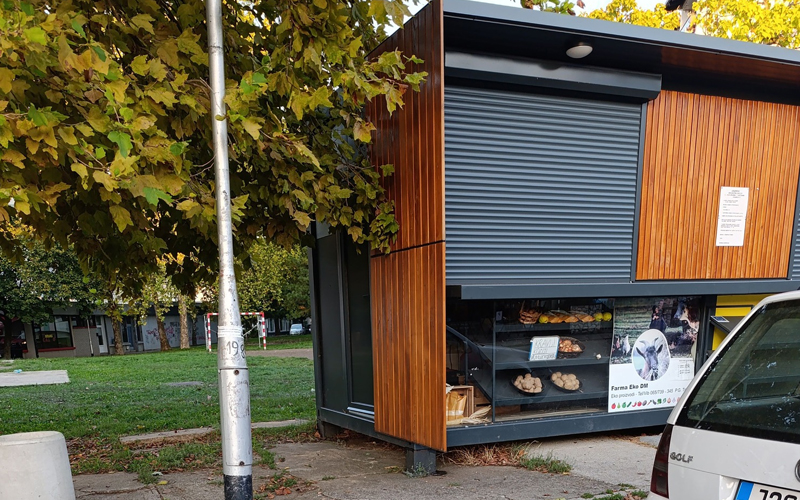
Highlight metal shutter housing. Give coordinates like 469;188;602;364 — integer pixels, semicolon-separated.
444;86;643;284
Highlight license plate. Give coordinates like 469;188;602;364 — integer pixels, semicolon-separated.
736;481;800;500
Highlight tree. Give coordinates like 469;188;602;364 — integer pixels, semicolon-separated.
130;263;177;351
204;240;310;326
691;0;800;48
105;300;126;355
585;0;800;48
0;236;97;359
0;0;424;295
586;0;680;29
521;0;584;15
178;294;190;349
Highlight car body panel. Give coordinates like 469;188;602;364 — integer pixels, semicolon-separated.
660;426;800;500
648;290;800;500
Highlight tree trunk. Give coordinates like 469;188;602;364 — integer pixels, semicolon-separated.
107;302;125;356
112;319;125;355
157;316;170;351
179;295;190;349
2;317;11;360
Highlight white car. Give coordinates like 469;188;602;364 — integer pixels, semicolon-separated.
648;290;800;500
289;323;304;335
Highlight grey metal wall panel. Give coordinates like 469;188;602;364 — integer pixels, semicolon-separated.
792;223;800;279
444;86;642;283
791;177;800;279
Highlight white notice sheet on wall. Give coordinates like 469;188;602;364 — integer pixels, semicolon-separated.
715;187;749;247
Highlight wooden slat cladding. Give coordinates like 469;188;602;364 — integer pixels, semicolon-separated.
365;0;447;451
371;243;446;451
637;91;800;280
366;0;444;253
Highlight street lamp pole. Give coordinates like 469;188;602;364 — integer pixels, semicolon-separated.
205;1;253;499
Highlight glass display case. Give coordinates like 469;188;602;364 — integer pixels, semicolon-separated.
447;298;615;423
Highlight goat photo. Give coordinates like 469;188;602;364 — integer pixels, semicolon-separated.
632;329;671;381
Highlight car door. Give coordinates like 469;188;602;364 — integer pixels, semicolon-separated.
663;297;800;500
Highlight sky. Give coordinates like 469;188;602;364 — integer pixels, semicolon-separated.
408;0;661;16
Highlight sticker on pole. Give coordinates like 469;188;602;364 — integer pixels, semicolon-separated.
218;326;246;367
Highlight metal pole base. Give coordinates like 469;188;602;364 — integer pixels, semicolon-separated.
405;445;437;475
224;475;252;500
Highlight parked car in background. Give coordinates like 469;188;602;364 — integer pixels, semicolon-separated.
648;290;800;500
289;323;304;335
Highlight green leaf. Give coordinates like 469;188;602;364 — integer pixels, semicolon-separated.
95;146;106;160
251;73;267;84
71;19;86;38
92;46;107;62
169;142;187;156
20;2;34;15
143;187;173;206
107;131;133;157
119;108;134;122
23;27;47;45
109;205;133;231
28;106;47;127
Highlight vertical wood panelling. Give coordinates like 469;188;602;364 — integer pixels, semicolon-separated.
368;1;445;253
637;91;800;280
370;243;446;451
367;0;447;452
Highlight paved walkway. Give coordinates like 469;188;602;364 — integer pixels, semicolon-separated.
72;432;658;500
0;369;69;387
246;347;313;360
118;419;310;445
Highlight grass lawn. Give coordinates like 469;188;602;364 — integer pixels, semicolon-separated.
0;346;317;479
0;347;315;440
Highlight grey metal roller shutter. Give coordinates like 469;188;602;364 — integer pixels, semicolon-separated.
444;86;643;284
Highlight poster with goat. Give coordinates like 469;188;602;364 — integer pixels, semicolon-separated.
608;297;701;413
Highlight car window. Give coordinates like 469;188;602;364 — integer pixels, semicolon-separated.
677;299;800;444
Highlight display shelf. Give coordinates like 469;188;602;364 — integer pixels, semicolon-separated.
474;337;612;370
495;322;612;334
470;366;609;407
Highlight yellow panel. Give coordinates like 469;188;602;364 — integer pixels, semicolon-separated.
715;307;755;317
711;294;772;349
712;328;727;350
715;294;770;307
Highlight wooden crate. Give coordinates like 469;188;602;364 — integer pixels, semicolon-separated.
469;383;490;406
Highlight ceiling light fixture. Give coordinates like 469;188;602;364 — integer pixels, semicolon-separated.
566;43;593;59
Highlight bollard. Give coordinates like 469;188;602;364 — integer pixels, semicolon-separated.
0;431;76;500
